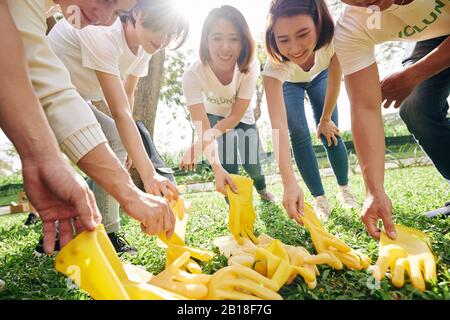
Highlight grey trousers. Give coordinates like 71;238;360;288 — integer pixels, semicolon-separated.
87;103;127;234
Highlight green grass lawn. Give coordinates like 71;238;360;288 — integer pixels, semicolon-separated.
0;166;449;300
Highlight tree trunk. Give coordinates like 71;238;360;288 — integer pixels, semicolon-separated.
130;50;166;189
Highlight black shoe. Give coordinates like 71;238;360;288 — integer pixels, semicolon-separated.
107;232;138;257
24;213;39;226
424;201;450;218
34;236;61;257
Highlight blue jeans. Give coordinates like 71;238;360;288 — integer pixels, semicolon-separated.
283;69;349;197
207;114;267;191
399;36;450;180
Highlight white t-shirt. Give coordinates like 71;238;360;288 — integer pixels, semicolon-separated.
182;59;260;125
335;0;450;76
7;0;107;163
49;18;151;101
262;42;335;83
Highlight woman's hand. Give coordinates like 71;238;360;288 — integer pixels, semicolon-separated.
213;166;238;196
180;142;202;172
282;181;304;225
144;173;179;201
317;119;340;147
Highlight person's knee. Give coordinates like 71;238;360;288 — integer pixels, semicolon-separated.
289;126;311;147
399;99;430;135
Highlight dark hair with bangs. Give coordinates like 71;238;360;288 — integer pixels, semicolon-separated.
265;0;334;63
199;5;255;74
120;0;189;50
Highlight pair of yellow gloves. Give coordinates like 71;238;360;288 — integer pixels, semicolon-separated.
55;224;282;300
226;175;370;269
55;195;281;300
225;174;437;292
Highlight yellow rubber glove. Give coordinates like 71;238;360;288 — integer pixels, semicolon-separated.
373;224;437;292
226;174;258;245
221;234;328;289
253;247;293;290
301;202;371;270
159;227;214;274
157;196;189;248
214;235;257;258
207;265;282;300
55;225;187;300
149;252;211;299
171;196;187;220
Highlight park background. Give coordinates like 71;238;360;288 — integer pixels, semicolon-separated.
0;0;432;176
0;0;449;301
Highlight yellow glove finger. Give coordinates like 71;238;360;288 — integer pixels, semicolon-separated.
322;251;343;270
407;258;426;292
230;225;244;246
313;227;352;253
123;282;188;300
266;240;290;262
228;254;255;268
184;260;203;274
270;260;293;290
391;257;406;289
291;265;316;283
169;251;191;270
211;290;262;300
170;282;209;300
373;253;393;281
423;255;437;283
306;279;317;289
229;265;280;292
333;250;366;270
159;232;186;246
243;225;258;244
302;252;335;266
173;270;211;285
226;278;282;300
168;244;214;262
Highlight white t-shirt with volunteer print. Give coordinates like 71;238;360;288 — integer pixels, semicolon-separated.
182;59;260;125
48;18;151;102
261;42;335;83
335;0;450;76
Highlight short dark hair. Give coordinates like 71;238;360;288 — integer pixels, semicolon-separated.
120;0;189;50
265;0;334;63
199;5;255;74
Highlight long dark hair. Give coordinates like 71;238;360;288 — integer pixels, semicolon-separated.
265;0;334;63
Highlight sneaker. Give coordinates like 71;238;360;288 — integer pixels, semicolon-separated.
107;232;138;257
314;195;332;220
24;213;39;226
337;185;359;209
34;236;61;257
424;201;450;218
258;189;279;203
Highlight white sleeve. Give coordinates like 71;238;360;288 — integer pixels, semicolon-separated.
7;1;107;163
237;59;259;100
182;67;204;106
261;58;289;83
78;26;122;76
334;14;376;76
130;54;151;78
